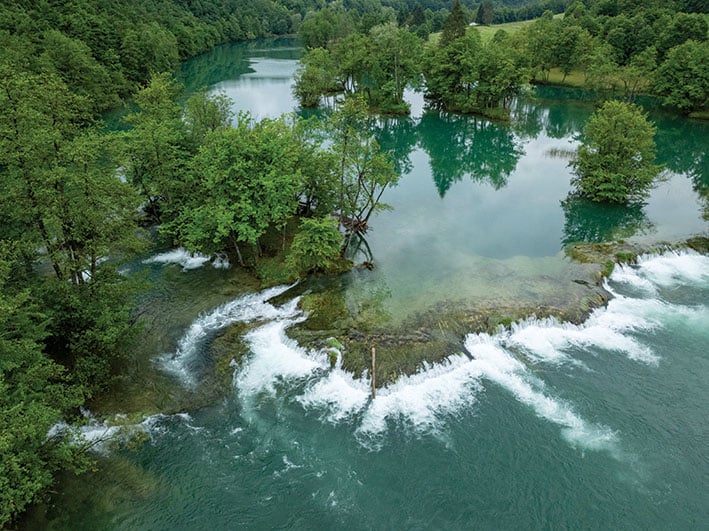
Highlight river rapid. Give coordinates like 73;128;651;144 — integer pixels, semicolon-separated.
29;39;709;530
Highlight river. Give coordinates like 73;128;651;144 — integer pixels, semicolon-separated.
30;38;709;530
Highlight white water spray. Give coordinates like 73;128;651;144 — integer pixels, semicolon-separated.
201;251;709;453
161;284;299;387
48;412;195;454
143;247;234;271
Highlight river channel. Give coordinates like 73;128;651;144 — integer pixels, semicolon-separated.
29;38;709;530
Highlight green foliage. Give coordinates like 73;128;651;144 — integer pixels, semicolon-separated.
119;73;191;221
38;30;121;113
0;68;145;283
293;47;340;107
654;40;709;113
330;96;399;240
0;0;307;114
440;0;467;46
183;89;234;147
0;247;86;528
41;267;142;398
286;217;344;275
299;7;354;50
570;101;661;203
166;115;304;263
121;23;180;85
424;29;527;116
476;1;495;25
296;24;423;114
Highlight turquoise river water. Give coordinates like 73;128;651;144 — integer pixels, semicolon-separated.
34;39;709;530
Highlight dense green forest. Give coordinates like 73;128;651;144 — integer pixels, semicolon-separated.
295;0;708;116
0;0;707;527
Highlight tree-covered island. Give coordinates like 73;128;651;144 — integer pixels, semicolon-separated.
0;0;707;526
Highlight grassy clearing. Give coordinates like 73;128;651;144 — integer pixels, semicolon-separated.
429;13;563;45
543;68;589;88
473;19;534;43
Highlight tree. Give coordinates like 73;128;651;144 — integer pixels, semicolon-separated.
570;101;661;203
183;89;234;146
367;24;423;112
475;1;495;25
329;97;398;247
440;0;467;46
120;22;179;84
0;246;85;528
299;7;353;50
522;11;557;81
167;115;304;265
38;30;120;113
618;46;656;101
286;217;344;275
424;30;482;109
654;40;709;114
293;47;339;107
0;68;143;282
553;24;590;82
119;73;190;221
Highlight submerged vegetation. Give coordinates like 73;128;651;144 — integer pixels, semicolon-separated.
0;0;707;526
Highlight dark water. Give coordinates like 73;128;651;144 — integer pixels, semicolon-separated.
38;39;709;530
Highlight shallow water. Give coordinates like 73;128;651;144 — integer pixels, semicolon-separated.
36;39;709;529
42;252;709;529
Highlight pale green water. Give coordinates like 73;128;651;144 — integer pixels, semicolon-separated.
33;40;709;530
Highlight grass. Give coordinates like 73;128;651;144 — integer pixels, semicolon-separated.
473;19;536;43
429;14;564;45
542;68;589;88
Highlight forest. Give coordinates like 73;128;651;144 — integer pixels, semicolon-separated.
0;0;707;527
295;0;708;117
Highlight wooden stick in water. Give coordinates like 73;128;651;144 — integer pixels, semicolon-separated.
371;346;376;399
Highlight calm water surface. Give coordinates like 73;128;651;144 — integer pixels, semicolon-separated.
39;39;709;530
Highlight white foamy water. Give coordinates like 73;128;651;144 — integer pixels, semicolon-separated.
143;247;230;270
632;250;709;287
357;357;482;438
49;412;194;454
235;319;326;397
464;334;617;451
143;248;211;270
217;250;708;452
502;296;660;366
298;368;371;423
161;284;298;386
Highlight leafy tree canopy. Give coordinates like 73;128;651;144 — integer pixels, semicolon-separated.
570;100;662;203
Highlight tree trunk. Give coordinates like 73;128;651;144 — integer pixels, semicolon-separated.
230;234;244;266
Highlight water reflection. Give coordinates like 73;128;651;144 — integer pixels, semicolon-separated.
177;38;301;93
183;43;708;254
561;196;654;244
417;111;523;197
655;117;709;219
374;116;419;176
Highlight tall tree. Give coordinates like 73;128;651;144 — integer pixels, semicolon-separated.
183;89;234;147
440;0;467;46
570;101;661;203
475;1;495;25
329;97;398;245
166;115;304;264
654;40;709;114
0;247;85;528
0;68;142;281
119;73;190;221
